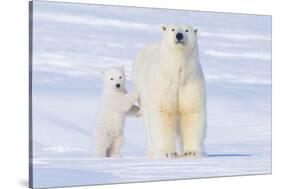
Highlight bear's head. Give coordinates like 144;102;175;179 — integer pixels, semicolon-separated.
161;24;198;52
102;66;126;92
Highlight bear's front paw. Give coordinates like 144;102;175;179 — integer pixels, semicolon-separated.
182;151;202;158
165;152;179;158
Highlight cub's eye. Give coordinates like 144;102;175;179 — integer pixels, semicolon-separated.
110;78;113;80
171;28;175;32
119;76;122;79
185;29;189;32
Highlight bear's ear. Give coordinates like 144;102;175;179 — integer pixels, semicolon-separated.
161;25;167;32
194;28;199;36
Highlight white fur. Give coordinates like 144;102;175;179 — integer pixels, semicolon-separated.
132;24;206;158
94;67;139;157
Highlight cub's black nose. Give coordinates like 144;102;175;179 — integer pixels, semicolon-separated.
116;84;121;88
176;32;183;41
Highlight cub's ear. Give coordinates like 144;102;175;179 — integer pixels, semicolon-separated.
120;65;125;70
161;24;167;31
194;28;199;35
99;68;105;75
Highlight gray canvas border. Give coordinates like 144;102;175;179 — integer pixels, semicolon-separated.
29;1;33;188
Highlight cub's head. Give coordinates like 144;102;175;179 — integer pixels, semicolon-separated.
161;24;198;51
102;66;126;92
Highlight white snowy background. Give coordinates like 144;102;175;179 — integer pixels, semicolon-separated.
31;1;271;188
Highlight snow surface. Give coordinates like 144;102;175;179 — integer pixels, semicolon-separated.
31;1;271;188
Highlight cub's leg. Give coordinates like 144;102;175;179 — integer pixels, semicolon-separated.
93;127;111;157
108;135;124;157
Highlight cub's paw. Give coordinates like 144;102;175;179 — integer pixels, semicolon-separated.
136;108;142;117
110;154;121;158
131;90;140;100
182;151;202;158
165;152;179;158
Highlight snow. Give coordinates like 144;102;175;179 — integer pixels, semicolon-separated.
205;50;271;60
31;1;271;188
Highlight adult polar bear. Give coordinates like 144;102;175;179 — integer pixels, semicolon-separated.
132;24;206;158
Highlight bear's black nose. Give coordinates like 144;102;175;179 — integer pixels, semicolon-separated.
116;84;121;88
176;32;183;41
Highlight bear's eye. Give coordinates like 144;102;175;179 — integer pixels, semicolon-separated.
110;78;113;80
185;29;189;32
119;76;122;79
171;28;175;32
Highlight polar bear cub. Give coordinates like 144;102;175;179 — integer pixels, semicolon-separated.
94;66;139;157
